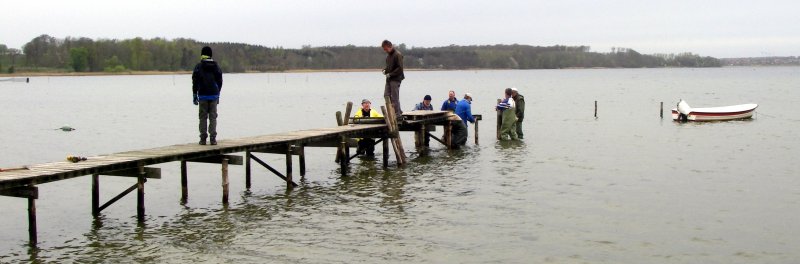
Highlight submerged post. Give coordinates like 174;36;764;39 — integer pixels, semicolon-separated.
92;174;100;217
222;158;229;204
594;100;598;118
660;102;664;118
137;162;145;222
28;194;37;246
245;151;252;189
382;137;389;168
496;99;502;140
286;144;293;188
180;161;188;202
298;145;306;177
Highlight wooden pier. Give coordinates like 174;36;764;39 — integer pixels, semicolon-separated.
0;100;481;246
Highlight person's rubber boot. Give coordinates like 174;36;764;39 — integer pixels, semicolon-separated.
199;137;207;145
210;137;217;145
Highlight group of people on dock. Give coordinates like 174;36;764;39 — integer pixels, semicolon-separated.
189;40;525;149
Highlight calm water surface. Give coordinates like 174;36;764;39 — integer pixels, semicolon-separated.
1;67;799;263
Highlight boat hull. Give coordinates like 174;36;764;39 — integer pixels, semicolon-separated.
671;103;758;121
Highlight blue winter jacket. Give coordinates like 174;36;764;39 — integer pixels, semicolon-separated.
455;99;475;126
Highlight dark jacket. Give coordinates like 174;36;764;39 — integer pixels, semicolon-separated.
384;49;405;82
513;94;525;121
192;59;223;100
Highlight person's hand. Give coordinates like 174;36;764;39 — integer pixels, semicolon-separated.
385;74;391;78
193;95;198;105
382;69;386;74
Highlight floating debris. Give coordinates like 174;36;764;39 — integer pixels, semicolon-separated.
58;126;76;132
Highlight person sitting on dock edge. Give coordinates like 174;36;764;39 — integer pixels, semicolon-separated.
497;88;518;140
441;90;458;112
192;46;223;145
354;99;383;156
414;95;434;110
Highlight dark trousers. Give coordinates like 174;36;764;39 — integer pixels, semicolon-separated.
199;99;218;139
384;81;402;117
516;120;524;139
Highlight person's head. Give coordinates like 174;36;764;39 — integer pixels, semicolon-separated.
201;46;213;58
511;87;519;97
423;95;432;106
504;88;513;98
464;93;473;102
448;90;456;100
361;99;372;110
381;40;393;53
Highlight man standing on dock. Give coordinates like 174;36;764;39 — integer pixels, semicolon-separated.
511;87;525;139
382;40;404;119
192;46;223;145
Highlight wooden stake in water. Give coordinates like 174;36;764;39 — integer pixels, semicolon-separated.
660;102;664;118
594;101;598;118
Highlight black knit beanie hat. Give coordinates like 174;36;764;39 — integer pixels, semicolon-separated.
201;46;213;57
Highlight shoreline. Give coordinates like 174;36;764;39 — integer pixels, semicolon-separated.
1;65;791;78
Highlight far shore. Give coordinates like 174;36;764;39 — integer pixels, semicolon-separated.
1;65;790;78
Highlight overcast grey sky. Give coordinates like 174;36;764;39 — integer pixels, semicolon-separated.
1;0;798;57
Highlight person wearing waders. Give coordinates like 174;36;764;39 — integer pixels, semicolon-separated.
192;46;223;145
381;40;405;120
497;88;518;140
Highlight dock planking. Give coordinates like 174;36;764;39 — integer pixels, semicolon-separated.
0;108;480;246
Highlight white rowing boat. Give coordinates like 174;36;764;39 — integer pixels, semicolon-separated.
671;100;758;121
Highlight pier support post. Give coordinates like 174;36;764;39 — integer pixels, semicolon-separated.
595;100;598;118
475;118;480;145
286;144;293;188
28;194;37;246
245;151;252;189
660;102;664;118
222;158;229;204
496;99;502;140
339;140;348;175
298;145;306;177
180;161;188;203
137;162;145;222
382;137;389;168
92;174;100;217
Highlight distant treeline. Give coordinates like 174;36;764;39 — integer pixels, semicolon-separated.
721;56;800;66
0;34;722;73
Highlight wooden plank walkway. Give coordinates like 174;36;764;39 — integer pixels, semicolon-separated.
0;108;479;246
0;124;387;190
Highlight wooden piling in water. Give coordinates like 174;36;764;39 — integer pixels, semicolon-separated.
298;145;306;177
382;137;389;168
285;145;293;188
244;152;251;189
136;162;145;222
496;99;502;140
92;174;99;217
660;102;664;118
221;158;229;204
595;101;598;118
181;161;188;202
28;194;37;246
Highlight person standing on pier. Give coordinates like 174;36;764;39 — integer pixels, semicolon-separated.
441;90;458;112
354;99;384;156
192;46;223;145
381;40;404;119
497;88;518;140
511;87;525;139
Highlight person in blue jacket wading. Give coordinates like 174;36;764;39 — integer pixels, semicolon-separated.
192;46;223;145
